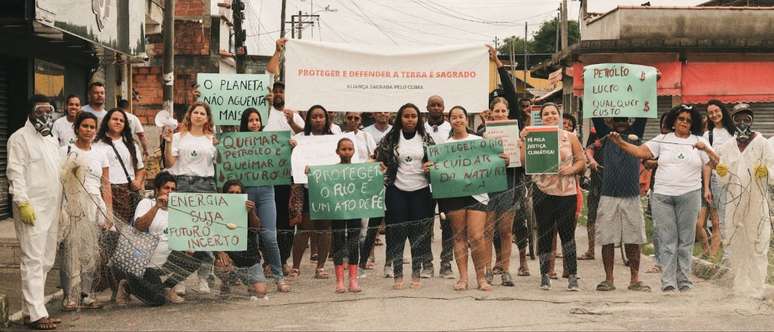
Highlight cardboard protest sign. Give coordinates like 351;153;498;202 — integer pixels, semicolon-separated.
307;162;385;220
427;138;507;199
524;126;560;175
583;63;657;118
530;110;543;126
290;133;361;184
215;131;292;188
197;73;271;126
284;40;488;113
167;193;248;251
484;120;521;168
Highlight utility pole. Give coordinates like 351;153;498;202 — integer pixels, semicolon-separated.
523;21;528;99
561;0;569;50
509;35;516;71
287;11;319;40
233;0;246;73
280;0;287;37
163;0;174;114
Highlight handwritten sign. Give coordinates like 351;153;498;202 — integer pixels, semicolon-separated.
290;133;361;184
197;73;271;126
215;131;292;188
524;126;560;175
484;120;520;168
167;193;247;251
308;163;385;220
583;63;657;118
530;110;543;126
427;138;507;199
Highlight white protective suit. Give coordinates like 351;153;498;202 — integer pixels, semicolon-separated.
717;133;774;299
7;120;63;321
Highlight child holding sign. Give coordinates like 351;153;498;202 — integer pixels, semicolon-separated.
330;138;363;293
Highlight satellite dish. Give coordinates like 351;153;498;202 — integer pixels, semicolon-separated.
154;110;178;129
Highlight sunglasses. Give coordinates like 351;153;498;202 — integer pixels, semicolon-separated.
676;116;692;124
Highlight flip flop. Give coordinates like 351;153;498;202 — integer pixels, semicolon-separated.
26;317;57;330
596;280;616;291
409;280;422;289
628;281;652;292
578;252;595;260
478;280;493;292
453;280;468;291
645;266;662;274
392;281;405;290
549;272;559;280
517;266;531;277
314;268;330;279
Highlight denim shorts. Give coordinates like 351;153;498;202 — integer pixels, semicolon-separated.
230;262;267;285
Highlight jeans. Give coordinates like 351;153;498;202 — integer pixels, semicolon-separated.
274;185;294;266
332;219;361;265
534;189;578;276
126;251;205;306
214;262;267;286
385;186;433;279
651;190;701;290
246;185;283;282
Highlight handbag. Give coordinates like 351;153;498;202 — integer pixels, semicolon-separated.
110;222;160;277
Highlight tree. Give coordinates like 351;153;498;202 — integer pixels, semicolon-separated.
496;36;534;56
531;19;580;54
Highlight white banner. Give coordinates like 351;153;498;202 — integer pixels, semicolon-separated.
290;133;362;184
285;40;489;113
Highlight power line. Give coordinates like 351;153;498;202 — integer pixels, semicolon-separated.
346;0;398;45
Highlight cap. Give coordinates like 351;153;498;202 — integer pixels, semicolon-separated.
731;103;753;119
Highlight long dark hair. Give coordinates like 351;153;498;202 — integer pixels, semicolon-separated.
303;105;333;136
706;99;735;135
239;107;263;132
665;105;703;136
385;103;426;145
96;108;139;169
447;105;474;137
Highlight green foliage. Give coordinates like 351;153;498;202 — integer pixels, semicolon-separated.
496;19;581;55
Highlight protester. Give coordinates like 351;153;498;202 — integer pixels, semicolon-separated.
519;102;585;291
363;112;392;144
52;95;80;147
423;95;453;279
588;117;650;292
582;127;602;261
60;111;113;310
82;82;108;127
642;110;674;274
8;95;63;330
163;101;217;294
360;112;392;276
438;105;504;291
375;103;435;289
715;104;774;299
698;100;734;260
215;180;268;298
610;105;718;292
237;107;290;292
289;105;335;279
344;112;377;161
330;138;363;293
117;99;150;159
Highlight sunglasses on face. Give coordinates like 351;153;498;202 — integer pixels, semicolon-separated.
677;116;692;124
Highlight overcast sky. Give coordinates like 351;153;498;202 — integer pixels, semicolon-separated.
245;0;706;56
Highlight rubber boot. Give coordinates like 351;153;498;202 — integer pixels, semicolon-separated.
335;264;346;293
348;264;362;293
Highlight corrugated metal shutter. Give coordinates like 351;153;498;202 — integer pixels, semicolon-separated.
750;103;774;138
0;65;9;219
642;96;677;141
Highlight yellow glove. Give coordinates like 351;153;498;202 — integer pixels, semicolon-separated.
716;163;729;177
18;203;36;225
755;164;768;179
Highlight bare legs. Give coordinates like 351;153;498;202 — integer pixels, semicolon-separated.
449;209;490;290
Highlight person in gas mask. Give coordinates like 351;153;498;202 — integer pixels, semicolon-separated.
7;95;63;330
715;103;774;299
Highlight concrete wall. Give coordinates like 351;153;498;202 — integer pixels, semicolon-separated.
584;7;774;41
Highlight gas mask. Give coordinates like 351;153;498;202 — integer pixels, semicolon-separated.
29;104;54;136
733;113;753;142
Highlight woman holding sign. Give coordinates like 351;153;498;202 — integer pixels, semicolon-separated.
609;105;718;292
375;103;435;290
519;103;585;291
163;101;217;294
236;107;291;292
290;105;335;279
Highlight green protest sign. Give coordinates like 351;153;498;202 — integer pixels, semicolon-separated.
197;73;271;126
524;127;560;175
307;162;385;220
427;138;507;199
167;193;248;251
215;131;292;187
583;63;657;118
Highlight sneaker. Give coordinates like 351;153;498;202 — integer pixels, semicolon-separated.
439;263;454;279
540;274;551;290
115;280;130;305
358;269;368;279
420;266;434;279
198;277;211;294
165;288;185;304
383;265;394;278
174;283;186;296
568;274;579;291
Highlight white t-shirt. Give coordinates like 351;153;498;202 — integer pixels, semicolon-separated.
349;130;377;161
125;112;145;135
645;133;711;196
52;116;76;147
331;123;342;134
82;104;107;128
169;132;216;177
134;198;170;268
264;107;305;132
394;133;428;192
446;134;489;204
62;144;109;194
363;124;392;145
703;127;733;149
425;121;451;145
95;139;145;184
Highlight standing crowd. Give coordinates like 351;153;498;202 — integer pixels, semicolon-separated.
9;38;773;330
